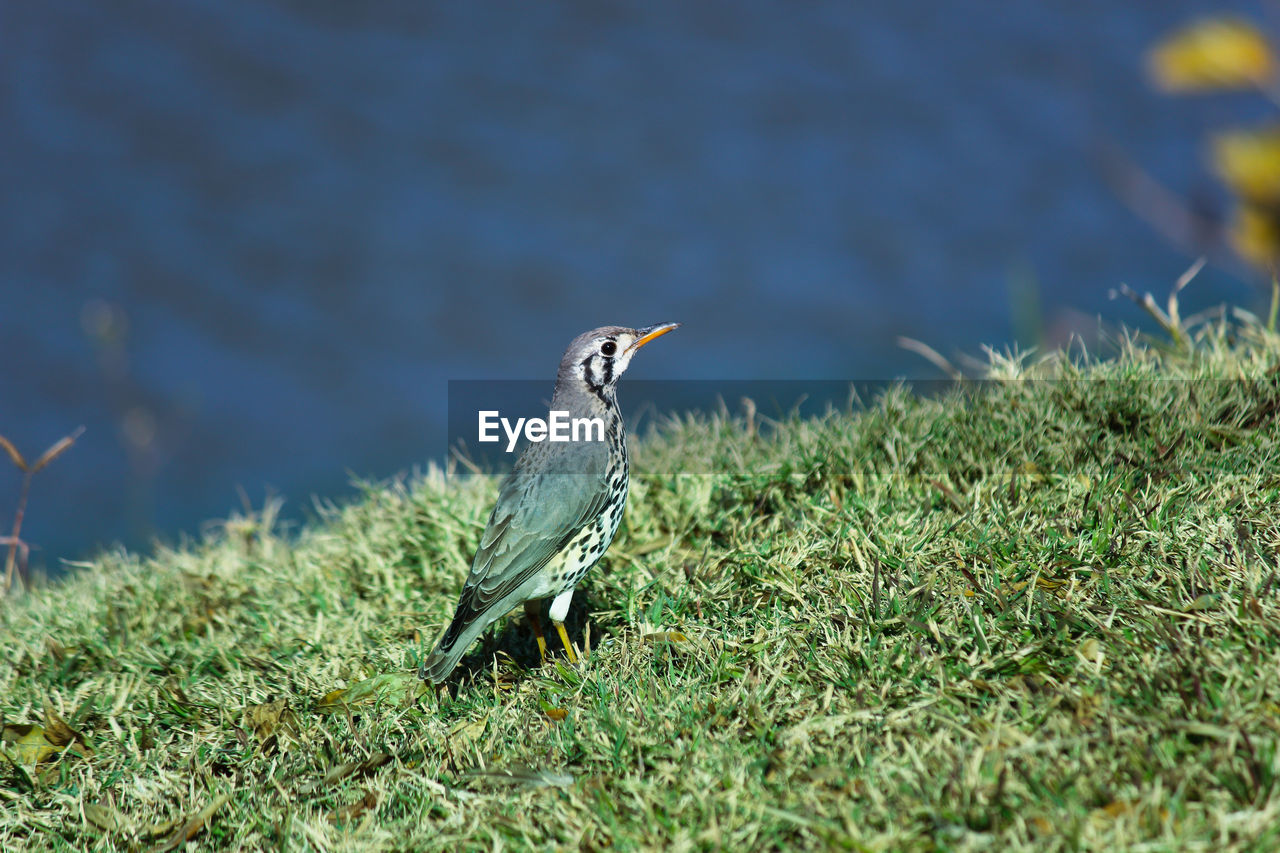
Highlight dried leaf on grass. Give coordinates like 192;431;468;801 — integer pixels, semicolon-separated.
149;792;230;853
43;708;92;753
1;709;91;765
243;698;299;749
449;716;488;746
305;751;392;795
316;672;426;714
1;724;60;765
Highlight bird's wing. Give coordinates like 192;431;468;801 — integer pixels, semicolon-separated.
456;444;610;613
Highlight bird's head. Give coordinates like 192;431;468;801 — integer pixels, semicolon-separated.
556;322;680;401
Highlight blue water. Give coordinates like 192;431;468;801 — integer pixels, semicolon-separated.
0;0;1267;570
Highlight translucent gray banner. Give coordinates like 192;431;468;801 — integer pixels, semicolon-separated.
445;377;1278;475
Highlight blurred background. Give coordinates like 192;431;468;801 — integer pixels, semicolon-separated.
1;1;1274;573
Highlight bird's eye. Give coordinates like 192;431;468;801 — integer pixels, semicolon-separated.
600;340;617;356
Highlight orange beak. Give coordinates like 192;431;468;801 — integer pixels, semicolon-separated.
626;322;681;354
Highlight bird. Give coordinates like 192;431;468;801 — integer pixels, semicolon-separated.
418;322;680;683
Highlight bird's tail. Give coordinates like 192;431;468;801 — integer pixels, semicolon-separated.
418;598;498;683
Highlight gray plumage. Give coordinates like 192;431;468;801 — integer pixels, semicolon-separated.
419;323;679;683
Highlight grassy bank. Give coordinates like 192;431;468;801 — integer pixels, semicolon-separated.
3;312;1280;851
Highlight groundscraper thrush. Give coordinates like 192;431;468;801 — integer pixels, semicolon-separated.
418;323;680;683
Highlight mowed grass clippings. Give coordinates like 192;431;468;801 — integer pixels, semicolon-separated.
2;315;1280;851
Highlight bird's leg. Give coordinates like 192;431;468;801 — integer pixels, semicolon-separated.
548;588;580;663
524;600;548;664
553;620;579;664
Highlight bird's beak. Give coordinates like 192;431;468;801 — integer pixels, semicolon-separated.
627;322;681;353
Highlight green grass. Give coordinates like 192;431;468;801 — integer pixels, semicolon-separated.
3;312;1280;851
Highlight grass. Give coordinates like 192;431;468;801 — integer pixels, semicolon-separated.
3;310;1280;851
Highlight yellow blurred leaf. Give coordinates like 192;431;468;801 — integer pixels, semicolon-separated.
1148;18;1275;92
544;707;568;722
1213;127;1280;202
1091;800;1136;823
1228;203;1280;269
316;672;426;714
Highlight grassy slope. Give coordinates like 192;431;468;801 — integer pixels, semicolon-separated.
3;317;1280;851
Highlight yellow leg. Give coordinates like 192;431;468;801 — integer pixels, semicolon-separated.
524;601;548;664
553;620;579;664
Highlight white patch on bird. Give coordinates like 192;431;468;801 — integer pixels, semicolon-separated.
549;586;576;623
477;410;607;452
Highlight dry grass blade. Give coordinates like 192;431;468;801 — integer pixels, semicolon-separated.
928;478;967;513
3;426;84;594
896;336;965;380
0;435;26;471
30;426;85;474
1108;256;1206;348
1173;255;1207;296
